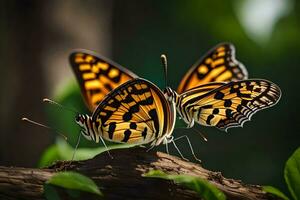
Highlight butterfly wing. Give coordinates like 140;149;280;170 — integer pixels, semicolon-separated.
179;80;281;131
177;43;248;93
92;78;175;146
70;50;138;112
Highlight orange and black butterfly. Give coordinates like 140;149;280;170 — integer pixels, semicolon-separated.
164;43;281;131
69;43;281;147
70;51;176;147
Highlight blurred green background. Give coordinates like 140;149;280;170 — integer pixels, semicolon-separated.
0;0;299;195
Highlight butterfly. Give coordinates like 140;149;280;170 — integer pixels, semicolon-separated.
69;43;281;146
70;51;177;147
74;78;176;147
163;43;281;130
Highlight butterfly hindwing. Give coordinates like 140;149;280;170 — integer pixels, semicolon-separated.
179;80;281;131
69;51;138;111
177;43;248;93
92;78;175;145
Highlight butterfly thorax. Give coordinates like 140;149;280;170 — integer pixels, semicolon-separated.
164;87;194;128
75;114;102;143
164;87;179;105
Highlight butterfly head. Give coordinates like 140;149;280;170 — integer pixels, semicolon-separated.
75;114;93;141
164;87;178;103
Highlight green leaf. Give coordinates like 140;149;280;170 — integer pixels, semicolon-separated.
144;170;226;200
39;145;61;167
66;189;81;198
56;138;136;160
284;147;300;200
44;184;61;200
262;186;290;200
46;171;102;196
39;138;136;167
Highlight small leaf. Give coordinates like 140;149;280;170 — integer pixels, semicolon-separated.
66;189;81;198
39;138;136;167
284;147;300;200
262;186;290;200
46;171;102;196
55;138;136;160
144;170;226;200
39;145;60;167
44;184;61;200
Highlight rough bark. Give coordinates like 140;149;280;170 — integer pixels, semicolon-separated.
0;147;280;200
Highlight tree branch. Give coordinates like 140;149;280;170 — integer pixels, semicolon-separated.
0;147;280;200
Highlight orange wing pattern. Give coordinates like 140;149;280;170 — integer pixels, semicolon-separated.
177;43;248;93
70;51;138;112
92;78;175;146
178;80;281;131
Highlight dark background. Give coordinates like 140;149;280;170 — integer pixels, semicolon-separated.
1;0;299;195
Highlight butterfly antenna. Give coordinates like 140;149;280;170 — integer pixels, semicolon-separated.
175;127;208;142
71;130;82;161
43;98;79;115
161;54;168;88
21;117;68;140
192;128;208;142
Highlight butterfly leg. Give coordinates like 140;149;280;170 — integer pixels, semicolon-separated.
63;130;82;169
191;128;208;142
170;138;189;161
99;136;114;159
173;135;201;163
186;119;195;128
146;144;155;152
71;131;82;161
165;138;170;155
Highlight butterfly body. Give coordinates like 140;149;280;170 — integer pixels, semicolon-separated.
75;78;176;147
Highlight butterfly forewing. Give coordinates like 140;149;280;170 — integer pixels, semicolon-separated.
179;80;281;131
70;51;138;112
92;78;175;145
180;82;226;101
177;43;248;93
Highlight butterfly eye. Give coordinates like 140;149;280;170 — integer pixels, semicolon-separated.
164;88;170;96
75;115;83;124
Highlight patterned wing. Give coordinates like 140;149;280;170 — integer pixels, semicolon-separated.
177;43;248;93
92;78;175;146
70;50;138;111
179;80;281;131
